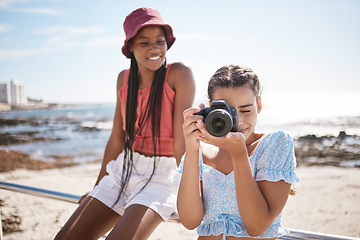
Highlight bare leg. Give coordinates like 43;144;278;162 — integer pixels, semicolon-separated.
106;204;163;240
55;196;121;240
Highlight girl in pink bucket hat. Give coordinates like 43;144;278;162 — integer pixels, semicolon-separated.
55;7;195;240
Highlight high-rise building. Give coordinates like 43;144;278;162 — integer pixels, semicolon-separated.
0;79;28;106
0;83;9;103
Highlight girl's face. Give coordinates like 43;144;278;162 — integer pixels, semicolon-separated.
211;85;262;141
129;26;167;72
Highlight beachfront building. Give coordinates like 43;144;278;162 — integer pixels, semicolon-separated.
0;79;28;106
0;83;10;103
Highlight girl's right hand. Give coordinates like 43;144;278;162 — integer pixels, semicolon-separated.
195;118;248;157
182;104;205;152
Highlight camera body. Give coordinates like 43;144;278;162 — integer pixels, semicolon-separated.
194;99;238;137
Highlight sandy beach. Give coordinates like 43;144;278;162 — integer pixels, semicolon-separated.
1;164;360;240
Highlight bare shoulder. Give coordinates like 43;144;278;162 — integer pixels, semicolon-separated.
167;62;195;90
117;70;127;91
169;62;191;71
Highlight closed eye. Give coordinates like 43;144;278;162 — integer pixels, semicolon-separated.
238;104;253;113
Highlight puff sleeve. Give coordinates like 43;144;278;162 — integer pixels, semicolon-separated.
177;151;204;181
255;131;299;185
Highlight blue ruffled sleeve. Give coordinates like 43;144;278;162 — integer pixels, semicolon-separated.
177;151;204;181
255;131;299;185
177;154;185;174
199;150;204;181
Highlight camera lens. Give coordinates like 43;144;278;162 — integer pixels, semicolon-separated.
205;110;233;137
210;117;226;132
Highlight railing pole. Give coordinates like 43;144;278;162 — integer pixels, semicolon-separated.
1;181;359;240
0;181;80;204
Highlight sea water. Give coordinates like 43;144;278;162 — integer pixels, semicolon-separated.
1;93;359;164
0;103;115;163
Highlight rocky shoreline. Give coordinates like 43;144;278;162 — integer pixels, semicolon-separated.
1;133;360;170
295;131;360;167
1;117;360;169
0;149;78;172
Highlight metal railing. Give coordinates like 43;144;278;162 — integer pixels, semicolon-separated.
1;181;359;240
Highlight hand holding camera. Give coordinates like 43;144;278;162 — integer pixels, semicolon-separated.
194;100;238;137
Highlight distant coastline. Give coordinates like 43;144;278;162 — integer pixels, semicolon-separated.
0;103;11;111
0;102;68;111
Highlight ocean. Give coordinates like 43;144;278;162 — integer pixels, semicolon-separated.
0;103;115;164
1;93;360;165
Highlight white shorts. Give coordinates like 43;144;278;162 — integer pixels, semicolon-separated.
89;152;179;221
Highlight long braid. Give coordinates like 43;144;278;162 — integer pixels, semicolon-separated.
136;60;166;194
113;55;167;206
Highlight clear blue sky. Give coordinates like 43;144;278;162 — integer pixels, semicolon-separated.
1;0;359;104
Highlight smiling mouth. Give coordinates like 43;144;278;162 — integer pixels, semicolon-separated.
239;128;247;134
148;55;161;61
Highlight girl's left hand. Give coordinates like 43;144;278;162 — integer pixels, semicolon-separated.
196;120;247;155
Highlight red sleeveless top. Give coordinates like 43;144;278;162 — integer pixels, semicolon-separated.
118;64;175;156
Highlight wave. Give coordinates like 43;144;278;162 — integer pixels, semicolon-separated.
80;120;113;130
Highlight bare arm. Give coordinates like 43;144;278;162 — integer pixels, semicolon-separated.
196;123;291;237
167;62;195;165
231;149;290;237
176;107;205;230
94;71;126;186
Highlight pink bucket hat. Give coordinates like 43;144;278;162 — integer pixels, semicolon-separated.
121;7;176;58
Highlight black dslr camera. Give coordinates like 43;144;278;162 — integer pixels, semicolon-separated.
194;99;238;137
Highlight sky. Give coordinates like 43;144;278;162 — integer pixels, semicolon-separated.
0;0;360;105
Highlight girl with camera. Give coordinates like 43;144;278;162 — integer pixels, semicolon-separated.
55;7;195;240
177;65;298;240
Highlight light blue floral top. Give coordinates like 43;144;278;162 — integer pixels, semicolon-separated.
179;131;299;239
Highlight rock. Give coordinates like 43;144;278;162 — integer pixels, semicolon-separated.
0;149;78;172
0;132;59;146
338;131;348;139
0;199;22;235
0;118;40;127
294;131;360;166
1;211;23;235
